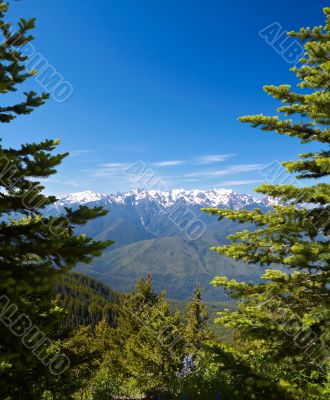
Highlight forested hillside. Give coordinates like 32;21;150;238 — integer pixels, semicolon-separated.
56;273;119;330
80;234;267;300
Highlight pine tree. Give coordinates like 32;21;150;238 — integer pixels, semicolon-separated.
62;324;101;397
117;275;160;336
124;294;185;397
98;277;162;389
93;277;185;398
203;7;330;399
184;287;213;354
0;2;112;398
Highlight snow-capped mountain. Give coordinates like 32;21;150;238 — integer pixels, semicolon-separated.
57;191;106;206
56;188;278;209
54;189;280;300
52;188;279;249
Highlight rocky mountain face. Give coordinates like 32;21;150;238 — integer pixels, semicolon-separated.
53;189;276;300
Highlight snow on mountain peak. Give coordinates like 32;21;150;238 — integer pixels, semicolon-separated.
58;191;105;205
57;188;272;210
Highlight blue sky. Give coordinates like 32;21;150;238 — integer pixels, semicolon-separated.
4;0;327;196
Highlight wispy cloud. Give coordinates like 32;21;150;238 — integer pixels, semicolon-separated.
183;164;264;178
88;163;130;178
101;163;129;168
197;154;235;164
68;149;92;157
217;179;264;186
89;170;125;178
152;160;186;167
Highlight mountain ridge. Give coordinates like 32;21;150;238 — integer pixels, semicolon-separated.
56;188;281;209
51;188;277;300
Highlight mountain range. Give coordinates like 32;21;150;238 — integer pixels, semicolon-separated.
52;189;278;300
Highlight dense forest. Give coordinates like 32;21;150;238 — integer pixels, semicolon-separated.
0;1;329;399
55;273;119;330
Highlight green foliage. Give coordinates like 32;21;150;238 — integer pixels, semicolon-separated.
184;287;214;353
203;7;330;399
85;366;128;400
0;3;111;399
66;277;215;399
55;272;119;331
104;277;185;398
0;2;49;122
